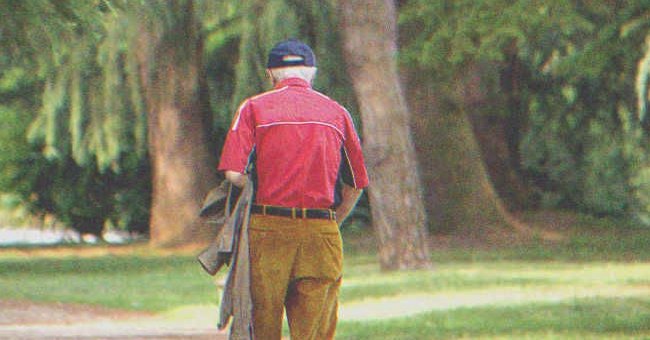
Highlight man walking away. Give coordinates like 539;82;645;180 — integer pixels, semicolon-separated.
218;38;369;340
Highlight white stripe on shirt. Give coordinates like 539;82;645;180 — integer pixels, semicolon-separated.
256;121;345;139
342;146;358;188
232;86;289;131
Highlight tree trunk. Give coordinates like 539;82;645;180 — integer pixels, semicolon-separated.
466;59;535;211
339;0;432;270
467;111;534;211
135;0;217;246
407;68;528;243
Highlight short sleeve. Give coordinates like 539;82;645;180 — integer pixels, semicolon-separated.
218;100;255;173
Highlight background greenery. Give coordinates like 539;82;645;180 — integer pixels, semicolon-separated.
400;0;650;221
2;1;649;237
1;2;649;338
1;1;649;235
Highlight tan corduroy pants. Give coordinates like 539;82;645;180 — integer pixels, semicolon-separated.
248;214;343;340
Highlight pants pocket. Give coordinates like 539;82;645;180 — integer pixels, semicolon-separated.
294;232;343;281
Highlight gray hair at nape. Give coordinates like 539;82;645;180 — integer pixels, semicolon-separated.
269;66;317;84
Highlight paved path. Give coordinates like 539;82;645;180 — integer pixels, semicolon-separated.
0;324;221;339
0;302;226;339
338;285;650;321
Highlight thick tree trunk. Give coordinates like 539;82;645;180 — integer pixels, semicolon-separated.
136;1;217;246
339;0;432;270
407;68;528;243
466;59;534;211
467;111;533;211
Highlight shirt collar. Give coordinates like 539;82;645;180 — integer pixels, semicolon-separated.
275;77;311;89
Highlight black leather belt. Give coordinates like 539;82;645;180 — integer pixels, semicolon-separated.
251;205;336;220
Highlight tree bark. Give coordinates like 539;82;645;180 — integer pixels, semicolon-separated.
135;0;217;246
466;59;535;211
339;0;432;270
407;67;528;243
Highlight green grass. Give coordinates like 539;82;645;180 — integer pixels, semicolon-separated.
1;215;649;339
336;298;650;339
339;261;650;303
0;255;217;311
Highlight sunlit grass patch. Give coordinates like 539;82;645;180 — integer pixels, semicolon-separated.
2;252;650;313
340;261;650;303
339;286;650;321
336;297;650;339
0;255;219;311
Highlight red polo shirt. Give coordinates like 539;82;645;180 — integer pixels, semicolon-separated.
218;78;369;209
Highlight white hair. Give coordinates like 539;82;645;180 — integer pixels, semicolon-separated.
269;66;317;84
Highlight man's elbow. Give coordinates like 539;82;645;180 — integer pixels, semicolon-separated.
342;184;363;197
225;171;247;187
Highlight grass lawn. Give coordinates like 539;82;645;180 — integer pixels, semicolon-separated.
337;298;650;339
0;253;213;311
1;212;649;339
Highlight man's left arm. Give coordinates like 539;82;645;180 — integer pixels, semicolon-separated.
336;108;369;226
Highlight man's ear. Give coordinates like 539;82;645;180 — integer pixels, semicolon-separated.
266;69;275;85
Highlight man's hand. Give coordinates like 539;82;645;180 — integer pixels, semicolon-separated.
335;184;364;226
225;170;247;188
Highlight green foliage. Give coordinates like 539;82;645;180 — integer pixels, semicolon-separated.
400;1;591;81
0;0;103;75
400;1;650;223
633;167;650;225
2;0;363;238
24;9;147;173
520;4;650;219
202;1;244;138
637;35;650;122
225;0;357;117
0;97;38;204
0;92;151;235
0;6;151;235
2;0;647;234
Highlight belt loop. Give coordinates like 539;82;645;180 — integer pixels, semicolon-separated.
291;208;296;219
302;208;307;219
329;209;333;220
262;205;267;215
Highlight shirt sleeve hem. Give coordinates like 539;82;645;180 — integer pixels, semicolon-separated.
217;165;247;173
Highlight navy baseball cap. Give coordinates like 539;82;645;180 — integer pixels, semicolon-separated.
267;39;316;68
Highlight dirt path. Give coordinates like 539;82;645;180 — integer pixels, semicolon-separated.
0;301;227;339
338;285;650;321
3;284;649;339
